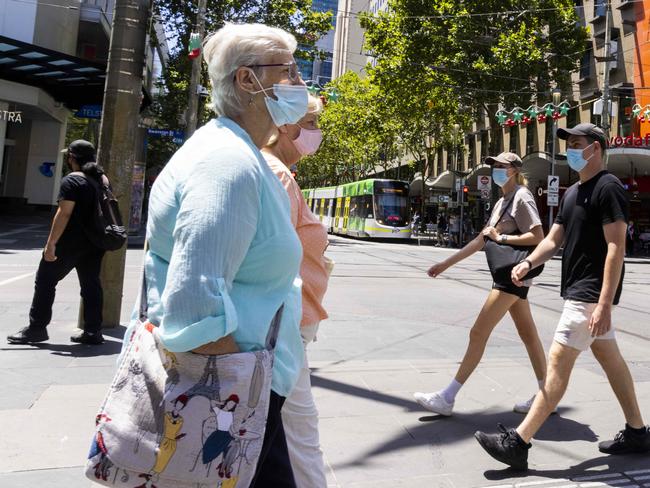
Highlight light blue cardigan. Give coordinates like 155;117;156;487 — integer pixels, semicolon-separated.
126;117;304;396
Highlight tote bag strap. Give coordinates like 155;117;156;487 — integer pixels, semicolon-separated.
264;304;284;351
138;241;149;322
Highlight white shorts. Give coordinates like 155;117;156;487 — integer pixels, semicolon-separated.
553;300;616;351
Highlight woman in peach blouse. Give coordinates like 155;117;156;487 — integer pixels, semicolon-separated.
262;95;329;487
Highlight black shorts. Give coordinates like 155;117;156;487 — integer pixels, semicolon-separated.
492;282;529;300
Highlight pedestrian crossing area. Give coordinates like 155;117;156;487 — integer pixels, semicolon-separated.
479;469;650;488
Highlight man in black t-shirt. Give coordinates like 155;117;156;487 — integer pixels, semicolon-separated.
475;123;649;470
7;140;106;346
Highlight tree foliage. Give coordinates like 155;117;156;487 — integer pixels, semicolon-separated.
299;0;588;186
147;0;332;168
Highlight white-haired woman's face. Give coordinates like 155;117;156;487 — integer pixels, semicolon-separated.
249;51;305;90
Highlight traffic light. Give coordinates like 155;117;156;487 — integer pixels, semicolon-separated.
462;185;469;202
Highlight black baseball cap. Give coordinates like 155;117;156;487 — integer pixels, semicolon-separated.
61;139;96;161
484;152;523;168
557;123;606;147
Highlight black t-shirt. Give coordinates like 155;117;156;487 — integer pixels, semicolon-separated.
56;173;98;250
555;170;628;305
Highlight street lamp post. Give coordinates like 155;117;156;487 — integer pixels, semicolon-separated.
549;88;561;230
452;123;463;247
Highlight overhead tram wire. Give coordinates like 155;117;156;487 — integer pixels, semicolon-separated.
331;1;649;20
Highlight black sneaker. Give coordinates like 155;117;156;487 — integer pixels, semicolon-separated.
599;425;650;454
474;423;531;470
7;327;49;344
70;330;104;345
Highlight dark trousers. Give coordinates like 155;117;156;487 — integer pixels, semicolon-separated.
250;391;297;488
29;247;105;333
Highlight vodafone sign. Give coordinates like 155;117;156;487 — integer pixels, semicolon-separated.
478;175;491;191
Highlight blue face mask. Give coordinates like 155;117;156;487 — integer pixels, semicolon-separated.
492;168;510;187
566;144;593;173
250;71;308;127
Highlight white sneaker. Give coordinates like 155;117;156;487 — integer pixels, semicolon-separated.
513;394;558;414
413;391;454;416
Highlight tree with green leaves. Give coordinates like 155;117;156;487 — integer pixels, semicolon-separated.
147;0;332;168
360;0;588;152
298;71;403;188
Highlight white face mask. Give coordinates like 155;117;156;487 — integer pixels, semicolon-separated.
292;127;323;156
248;70;308;127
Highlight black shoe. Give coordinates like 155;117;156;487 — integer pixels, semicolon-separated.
70;330;104;345
474;423;531;470
599;425;650;454
7;327;49;344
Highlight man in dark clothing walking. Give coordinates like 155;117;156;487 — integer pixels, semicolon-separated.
8;140;106;345
474;123;650;470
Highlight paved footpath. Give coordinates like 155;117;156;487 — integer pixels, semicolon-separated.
1;216;649;487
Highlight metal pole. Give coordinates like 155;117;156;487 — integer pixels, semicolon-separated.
90;0;151;328
601;1;612;140
185;0;208;138
549;118;557;230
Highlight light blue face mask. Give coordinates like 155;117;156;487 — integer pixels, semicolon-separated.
250;71;308;127
492;168;510;187
566;143;593;173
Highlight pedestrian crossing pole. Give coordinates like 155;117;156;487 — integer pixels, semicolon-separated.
185;0;208;138
78;0;152;329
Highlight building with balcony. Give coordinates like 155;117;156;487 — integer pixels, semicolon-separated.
410;0;650;235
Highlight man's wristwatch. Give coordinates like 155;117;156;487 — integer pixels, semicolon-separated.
523;258;533;269
499;234;507;243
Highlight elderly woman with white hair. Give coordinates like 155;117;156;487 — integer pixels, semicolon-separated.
136;23;308;487
262;95;330;487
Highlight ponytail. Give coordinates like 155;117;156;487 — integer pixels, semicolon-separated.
515;171;528;187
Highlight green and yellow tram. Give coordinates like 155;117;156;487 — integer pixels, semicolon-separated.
303;179;411;239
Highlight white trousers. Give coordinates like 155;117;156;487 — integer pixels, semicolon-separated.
281;323;327;488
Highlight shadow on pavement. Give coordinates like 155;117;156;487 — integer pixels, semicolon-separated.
33;339;123;357
483;454;648;483
0;326;126;358
314;373;598;471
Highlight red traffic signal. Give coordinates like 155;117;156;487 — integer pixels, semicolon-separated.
462;185;469;193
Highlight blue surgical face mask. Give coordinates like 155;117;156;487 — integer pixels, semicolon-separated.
249;71;308;127
566;143;593;173
492;168;510;187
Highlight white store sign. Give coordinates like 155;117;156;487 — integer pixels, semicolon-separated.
477;175;491;191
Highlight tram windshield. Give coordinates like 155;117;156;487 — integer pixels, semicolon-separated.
374;181;409;227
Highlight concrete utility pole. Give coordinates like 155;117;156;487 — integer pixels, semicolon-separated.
185;0;208;138
601;1;612;139
91;0;151;328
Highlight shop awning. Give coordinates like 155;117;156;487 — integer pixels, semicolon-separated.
465;164;491;188
521;151;572;187
606;147;650;178
0;35;106;109
0;35;151;110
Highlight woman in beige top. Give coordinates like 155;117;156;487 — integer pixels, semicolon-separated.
262;95;330;488
414;152;549;417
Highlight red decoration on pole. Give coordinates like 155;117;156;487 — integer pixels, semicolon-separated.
537;114;547;123
552;112;560;120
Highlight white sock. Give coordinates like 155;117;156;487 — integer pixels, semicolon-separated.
440;379;463;404
538;379;545;390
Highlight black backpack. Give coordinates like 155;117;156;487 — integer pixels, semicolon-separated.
74;171;128;251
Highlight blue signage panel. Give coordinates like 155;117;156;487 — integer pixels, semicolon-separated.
147;128;185;144
74;105;102;119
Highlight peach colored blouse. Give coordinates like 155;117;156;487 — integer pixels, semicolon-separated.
264;153;329;326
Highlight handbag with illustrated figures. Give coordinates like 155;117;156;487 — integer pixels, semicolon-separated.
483;189;544;286
85;269;283;488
